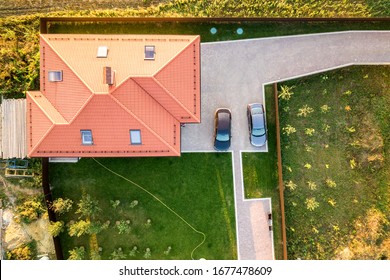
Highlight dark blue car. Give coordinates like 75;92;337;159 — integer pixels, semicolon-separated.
214;108;232;151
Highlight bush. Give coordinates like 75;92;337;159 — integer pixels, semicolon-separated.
6;242;36;260
15;196;46;224
49;221;64;237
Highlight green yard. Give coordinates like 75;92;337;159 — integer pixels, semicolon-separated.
50;153;237;260
279;65;390;259
48;20;390;43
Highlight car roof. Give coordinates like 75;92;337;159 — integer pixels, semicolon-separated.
252;113;264;129
217;111;231;130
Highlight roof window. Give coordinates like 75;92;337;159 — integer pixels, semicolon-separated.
81;130;93;145
130;130;142;145
144;46;155;60
48;70;63;82
97;46;108;58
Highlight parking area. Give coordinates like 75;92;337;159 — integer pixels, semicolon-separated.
181;31;390;260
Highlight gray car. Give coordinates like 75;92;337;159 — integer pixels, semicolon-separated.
247;103;267;147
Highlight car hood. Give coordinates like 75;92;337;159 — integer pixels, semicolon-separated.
251;133;267;147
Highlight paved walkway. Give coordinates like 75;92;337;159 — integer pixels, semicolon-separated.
181;31;390;260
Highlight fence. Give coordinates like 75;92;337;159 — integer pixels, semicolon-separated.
273;83;288;260
0;99;28;159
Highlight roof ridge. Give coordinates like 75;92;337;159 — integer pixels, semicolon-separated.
108;94;180;155
152;76;197;122
153;35;199;76
28;92;68;125
67;93;95;125
152;37;200;122
41;34;96;95
28;123;55;157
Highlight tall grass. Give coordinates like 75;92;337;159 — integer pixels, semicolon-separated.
279;65;390;259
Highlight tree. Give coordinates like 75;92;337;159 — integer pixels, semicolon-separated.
68;247;85;260
76;193;101;220
51;198;73;215
48;221;64;237
15;196;46;224
68;220;91;237
7;244;33;260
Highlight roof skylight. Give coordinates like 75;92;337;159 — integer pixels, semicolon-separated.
144;46;155;60
97;46;108;58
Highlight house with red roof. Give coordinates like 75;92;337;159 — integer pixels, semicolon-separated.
27;34;200;158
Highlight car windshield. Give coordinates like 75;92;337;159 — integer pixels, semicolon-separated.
253;128;265;137
251;107;263;115
216;132;230;142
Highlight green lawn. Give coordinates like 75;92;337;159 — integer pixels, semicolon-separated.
279;65;390;259
48;20;390;42
50;153;237;260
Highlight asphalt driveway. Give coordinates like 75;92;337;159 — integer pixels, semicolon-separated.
181;31;390;260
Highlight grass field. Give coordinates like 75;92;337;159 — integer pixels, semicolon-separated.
50;153;237;260
279;65;390;259
1;0;389;17
48;20;390;43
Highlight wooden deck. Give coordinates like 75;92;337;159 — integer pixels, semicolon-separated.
0;99;27;159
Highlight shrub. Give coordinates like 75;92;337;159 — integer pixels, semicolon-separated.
129;246;138;257
307;181;317;190
305;128;315;136
328;198;337;207
278;85;295;101
6;243;34;260
325;179;337;188
285;180;297;191
68;220;91;237
68;246;85;260
130;200;139;208
144;248;151;259
164;246;172;256
111;247;127;260
305;197;319;211
116;220;131;234
282;125;297;136
15;196;46;224
51;198;73;215
304;163;312;169
297;105;314;117
110;200;120;209
320;104;331;113
49;221;64;237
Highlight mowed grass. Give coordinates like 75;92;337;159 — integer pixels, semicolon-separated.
48;20;390;43
279;65;390;259
50;153;237;260
242;85;282;259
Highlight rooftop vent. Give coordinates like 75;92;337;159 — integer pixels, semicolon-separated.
97;46;108;58
103;66;114;85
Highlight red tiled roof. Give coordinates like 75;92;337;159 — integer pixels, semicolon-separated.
27;34;200;157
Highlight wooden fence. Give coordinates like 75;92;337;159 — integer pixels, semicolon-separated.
274;83;288;260
0;99;27;159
